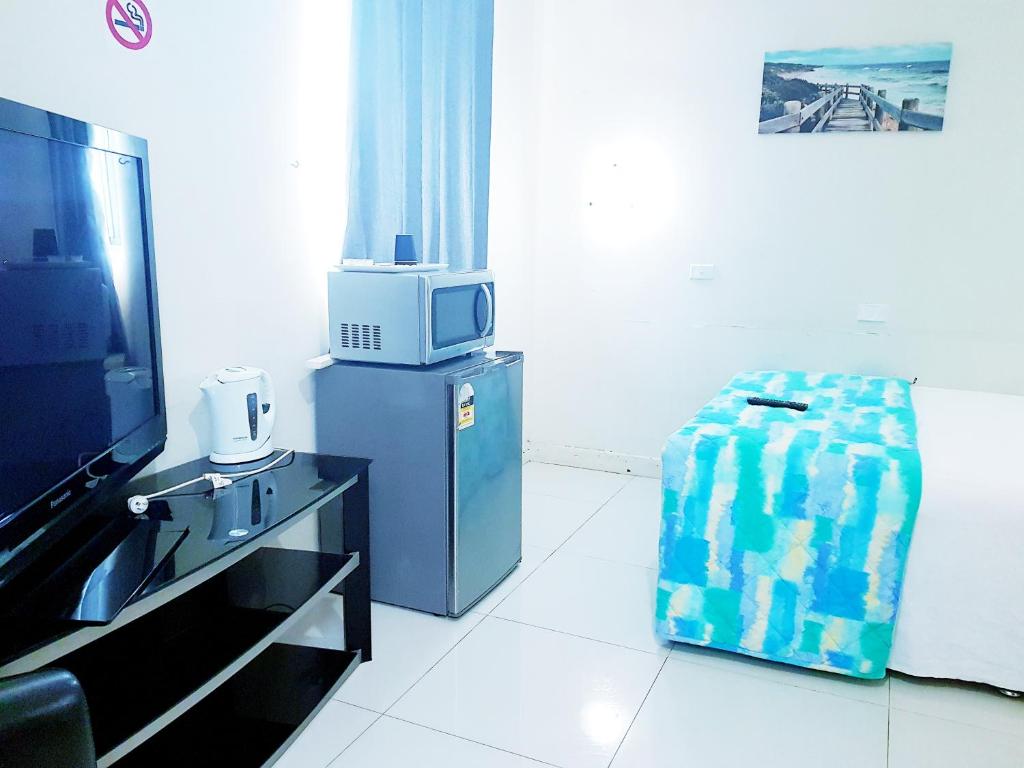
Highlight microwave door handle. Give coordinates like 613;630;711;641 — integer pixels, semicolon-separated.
481;284;494;337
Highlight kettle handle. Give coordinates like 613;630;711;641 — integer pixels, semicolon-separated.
259;369;276;437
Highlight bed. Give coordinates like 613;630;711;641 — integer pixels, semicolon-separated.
657;374;1024;692
889;386;1024;692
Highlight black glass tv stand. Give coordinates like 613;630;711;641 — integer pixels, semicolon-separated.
0;452;372;768
2;515;190;626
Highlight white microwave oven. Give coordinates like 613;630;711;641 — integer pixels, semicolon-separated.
327;268;495;365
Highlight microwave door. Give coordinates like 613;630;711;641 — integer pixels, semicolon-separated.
426;279;495;364
478;283;494;337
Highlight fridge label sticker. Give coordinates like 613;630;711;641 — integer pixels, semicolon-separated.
457;383;476;430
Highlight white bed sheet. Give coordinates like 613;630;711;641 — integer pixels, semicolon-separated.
889;386;1024;691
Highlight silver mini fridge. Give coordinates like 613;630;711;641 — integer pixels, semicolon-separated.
315;351;523;616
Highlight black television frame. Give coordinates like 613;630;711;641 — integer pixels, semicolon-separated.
0;97;167;588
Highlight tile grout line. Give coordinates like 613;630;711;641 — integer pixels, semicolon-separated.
886;674;893;767
556;549;658;573
477;545;560;617
381;712;564;767
556;549;657;571
337;700;385;715
525;465;633;506
607;654;670;767
482;547;658;624
488;613;669;658
525;489;625;505
887;672;1024;735
664;650;891;707
321;708;384;768
526;459;643;480
522;461;632;505
546;478;634;553
485;477;636;617
380;614;490;716
886;704;1024;741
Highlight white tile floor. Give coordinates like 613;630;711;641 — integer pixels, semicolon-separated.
276;463;1024;768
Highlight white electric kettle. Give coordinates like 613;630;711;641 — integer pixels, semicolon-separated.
200;366;276;464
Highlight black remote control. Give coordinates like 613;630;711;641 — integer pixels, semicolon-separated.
746;397;809;412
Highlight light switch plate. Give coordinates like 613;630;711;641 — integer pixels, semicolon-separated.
689;264;716;280
857;303;889;323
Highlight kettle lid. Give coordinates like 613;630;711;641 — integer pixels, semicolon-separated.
215;366;261;384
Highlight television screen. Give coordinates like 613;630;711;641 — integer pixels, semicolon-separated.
0;123;161;546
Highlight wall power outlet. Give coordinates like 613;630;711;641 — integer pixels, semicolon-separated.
857;303;889;323
689;264;716;280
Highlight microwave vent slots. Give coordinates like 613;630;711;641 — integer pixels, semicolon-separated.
32;321;90;352
339;322;382;351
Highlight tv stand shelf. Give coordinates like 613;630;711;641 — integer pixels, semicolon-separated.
116;644;361;768
0;452;371;768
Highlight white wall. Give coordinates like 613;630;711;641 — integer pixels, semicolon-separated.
489;0;540;353
489;0;542;444
491;0;1024;472
0;1;351;471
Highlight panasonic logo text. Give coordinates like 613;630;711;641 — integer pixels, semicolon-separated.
50;490;72;509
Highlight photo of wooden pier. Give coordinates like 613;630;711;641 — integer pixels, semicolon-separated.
758;43;952;135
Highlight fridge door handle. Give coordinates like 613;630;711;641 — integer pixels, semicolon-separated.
453;369;489;383
446;359;505;385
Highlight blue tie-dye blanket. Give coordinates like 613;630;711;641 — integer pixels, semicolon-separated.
656;371;922;678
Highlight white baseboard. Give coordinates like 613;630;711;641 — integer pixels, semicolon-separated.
524;441;660;479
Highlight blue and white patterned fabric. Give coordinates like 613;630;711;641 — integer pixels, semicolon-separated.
656;371;922;678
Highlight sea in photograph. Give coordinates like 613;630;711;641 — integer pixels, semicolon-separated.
779;60;950;116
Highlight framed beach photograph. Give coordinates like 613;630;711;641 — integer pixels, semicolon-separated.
758;43;952;134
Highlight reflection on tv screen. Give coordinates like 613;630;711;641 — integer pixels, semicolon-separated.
0;130;158;524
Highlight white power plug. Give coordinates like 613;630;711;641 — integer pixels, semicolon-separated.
203;473;233;489
127;495;150;515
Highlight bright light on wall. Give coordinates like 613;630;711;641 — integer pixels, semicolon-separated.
581;137;676;250
289;1;353;277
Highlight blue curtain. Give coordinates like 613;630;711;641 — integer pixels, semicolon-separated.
343;0;495;271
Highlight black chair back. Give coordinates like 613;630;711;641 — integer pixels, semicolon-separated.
0;669;96;768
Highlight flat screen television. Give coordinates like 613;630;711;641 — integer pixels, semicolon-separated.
0;97;166;590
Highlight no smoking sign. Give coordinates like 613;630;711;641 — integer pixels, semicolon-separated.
106;0;153;51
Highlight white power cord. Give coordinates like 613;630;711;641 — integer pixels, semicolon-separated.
126;449;295;514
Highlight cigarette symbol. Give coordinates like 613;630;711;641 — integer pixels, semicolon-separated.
114;2;146;33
